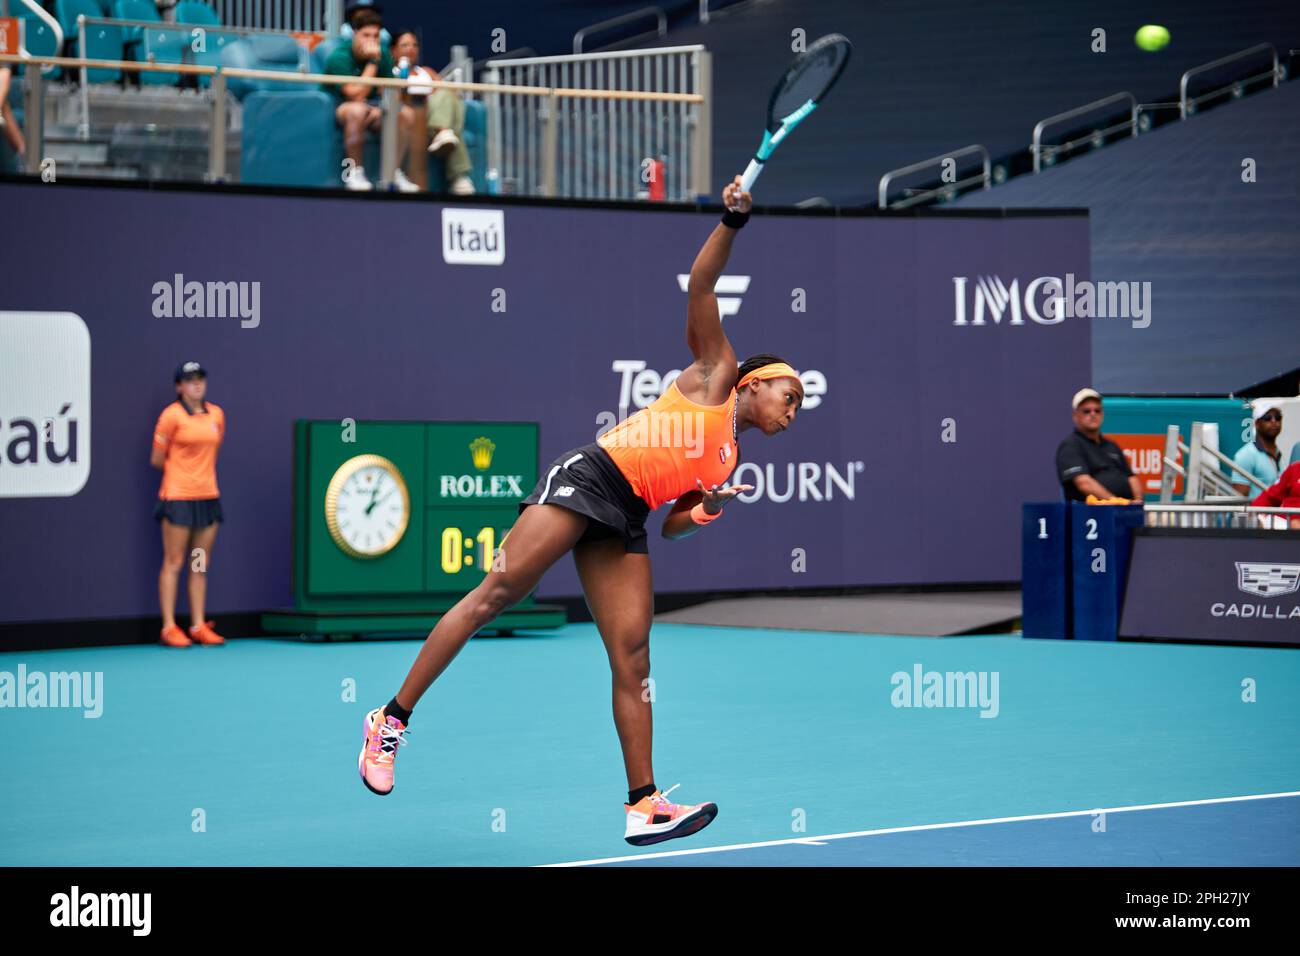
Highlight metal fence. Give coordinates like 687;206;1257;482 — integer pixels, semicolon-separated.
211;0;336;32
1144;505;1300;530
482;45;711;201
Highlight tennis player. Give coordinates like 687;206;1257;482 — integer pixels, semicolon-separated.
360;176;805;846
151;361;227;648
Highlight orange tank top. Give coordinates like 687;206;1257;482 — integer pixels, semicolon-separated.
597;380;738;510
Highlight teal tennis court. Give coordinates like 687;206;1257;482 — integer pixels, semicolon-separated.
2;626;1297;867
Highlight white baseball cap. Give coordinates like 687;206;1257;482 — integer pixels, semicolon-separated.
1252;400;1283;421
1072;388;1102;409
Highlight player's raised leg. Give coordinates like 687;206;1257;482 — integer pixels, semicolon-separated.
359;502;589;795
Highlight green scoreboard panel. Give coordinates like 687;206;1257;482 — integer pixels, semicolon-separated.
262;420;565;637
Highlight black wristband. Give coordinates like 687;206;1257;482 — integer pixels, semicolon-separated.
721;208;750;229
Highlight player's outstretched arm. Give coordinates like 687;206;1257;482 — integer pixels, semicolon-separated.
684;176;751;371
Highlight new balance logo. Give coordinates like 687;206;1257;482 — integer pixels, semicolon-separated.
677;274;751;319
553;486;575;498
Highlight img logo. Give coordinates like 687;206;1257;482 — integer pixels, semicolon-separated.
953;274;1152;329
442;208;504;265
0;312;91;497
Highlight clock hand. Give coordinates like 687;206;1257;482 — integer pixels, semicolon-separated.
366;488;396;515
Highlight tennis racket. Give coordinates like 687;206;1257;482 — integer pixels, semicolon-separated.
737;33;853;197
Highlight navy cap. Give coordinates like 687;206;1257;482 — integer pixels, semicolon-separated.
174;360;207;382
344;0;383;15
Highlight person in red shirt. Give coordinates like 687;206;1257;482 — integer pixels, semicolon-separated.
1252;461;1300;529
150;361;227;647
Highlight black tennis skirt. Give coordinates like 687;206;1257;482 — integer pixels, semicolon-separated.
518;442;651;553
154;497;224;527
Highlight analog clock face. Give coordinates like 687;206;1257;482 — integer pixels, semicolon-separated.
325;456;410;558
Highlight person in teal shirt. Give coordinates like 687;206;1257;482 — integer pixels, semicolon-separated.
1231;403;1284;495
323;9;418;191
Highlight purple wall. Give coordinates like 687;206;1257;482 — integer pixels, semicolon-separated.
0;183;1089;622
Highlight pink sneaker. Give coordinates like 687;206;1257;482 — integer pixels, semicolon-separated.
623;784;718;846
358;707;410;796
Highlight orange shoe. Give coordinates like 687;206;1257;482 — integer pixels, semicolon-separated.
623;784;718;846
189;620;225;645
160;624;192;647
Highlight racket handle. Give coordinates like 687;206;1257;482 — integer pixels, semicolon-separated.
740;159;763;194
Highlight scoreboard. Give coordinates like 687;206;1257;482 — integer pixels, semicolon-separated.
261;419;565;638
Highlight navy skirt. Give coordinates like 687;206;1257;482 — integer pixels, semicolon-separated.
154;498;224;527
519;442;651;553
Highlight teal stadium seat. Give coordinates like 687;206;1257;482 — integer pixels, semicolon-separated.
240;83;488;192
173;1;222;87
219;35;307;100
110;0;181;85
109;0;155;47
173;0;219;26
54;0;122;83
15;4;61;63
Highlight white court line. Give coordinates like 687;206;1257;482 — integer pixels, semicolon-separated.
541;790;1300;867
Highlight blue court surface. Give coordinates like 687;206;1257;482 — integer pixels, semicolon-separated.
1;624;1297;867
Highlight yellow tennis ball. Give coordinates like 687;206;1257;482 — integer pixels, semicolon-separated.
1135;25;1170;52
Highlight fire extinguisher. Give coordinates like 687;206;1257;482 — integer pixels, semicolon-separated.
647;154;666;201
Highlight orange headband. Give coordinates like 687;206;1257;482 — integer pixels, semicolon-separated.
737;362;800;392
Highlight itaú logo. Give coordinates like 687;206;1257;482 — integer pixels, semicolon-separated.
952;276;1064;326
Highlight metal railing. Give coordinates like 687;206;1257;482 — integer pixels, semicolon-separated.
75;16;319;139
877;144;989;210
1180;43;1280;119
1159;423;1269;503
212;0;335;33
1032;92;1137;172
6;0;63;75
699;0;750;25
1144;504;1300;530
483;45;710;201
573;6;666;54
4;50;703;194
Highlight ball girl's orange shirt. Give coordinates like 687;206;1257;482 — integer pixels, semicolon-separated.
153;401;225;500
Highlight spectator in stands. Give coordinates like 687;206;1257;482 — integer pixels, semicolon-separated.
151;361;226;648
390;28;475;196
1055;388;1144;502
1231;401;1284;496
1252;460;1300;529
0;64;25;163
323;8;420;192
344;0;385;33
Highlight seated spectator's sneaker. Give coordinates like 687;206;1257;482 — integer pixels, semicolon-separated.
623;784;718;846
450;174;476;196
346;166;374;191
189;620;225;645
392;168;420;193
160;624;192;647
358;706;409;796
427;128;460;156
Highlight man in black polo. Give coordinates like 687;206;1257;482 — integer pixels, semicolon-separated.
1055;388;1144;502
